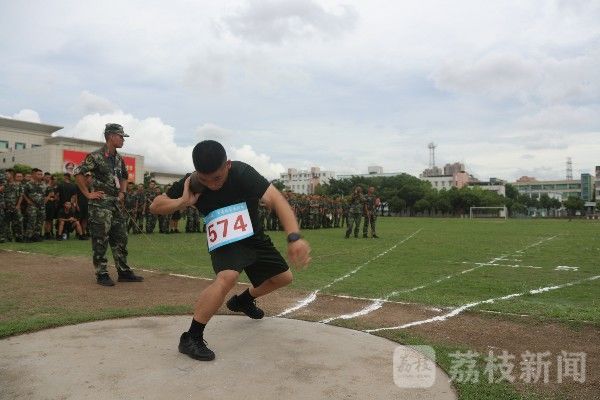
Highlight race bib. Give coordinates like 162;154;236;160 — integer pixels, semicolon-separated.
205;202;254;252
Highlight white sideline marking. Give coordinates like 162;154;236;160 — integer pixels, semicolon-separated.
321;235;557;324
555;266;578;272
321;300;384;323
365;275;600;333
276;229;422;317
462;262;541;269
330;294;443;312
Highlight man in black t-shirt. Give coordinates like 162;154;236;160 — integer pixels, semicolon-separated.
150;140;311;361
57;173;77;209
56;201;85;240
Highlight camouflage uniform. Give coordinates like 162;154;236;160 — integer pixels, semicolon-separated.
145;189;159;233
309;196;320;229
134;189;146;233
0;170;5;242
345;192;364;238
258;202;268;231
124;191;137;233
362;193;378;238
24;180;47;239
4;181;24;241
341;199;349;228
185;206;201;232
333;199;342;228
76;143;134;277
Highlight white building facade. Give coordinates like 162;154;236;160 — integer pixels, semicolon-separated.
280;167;335;194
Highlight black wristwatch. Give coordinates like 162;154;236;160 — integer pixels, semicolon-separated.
287;232;302;244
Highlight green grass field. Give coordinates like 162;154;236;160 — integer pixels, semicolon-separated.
3;217;599;325
2;217;598;400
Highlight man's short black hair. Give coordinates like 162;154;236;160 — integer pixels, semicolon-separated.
32;168;41;173
44;172;51;176
192;140;227;173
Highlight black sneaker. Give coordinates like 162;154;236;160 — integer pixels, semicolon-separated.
97;274;115;286
117;271;144;282
372;234;380;239
226;294;264;319
178;332;215;361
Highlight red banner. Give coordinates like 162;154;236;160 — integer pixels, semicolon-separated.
63;150;136;182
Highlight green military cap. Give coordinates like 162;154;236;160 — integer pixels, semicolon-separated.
104;123;129;137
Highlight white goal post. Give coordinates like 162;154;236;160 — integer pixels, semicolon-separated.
469;206;508;219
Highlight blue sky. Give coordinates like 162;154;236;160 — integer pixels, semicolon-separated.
1;0;599;180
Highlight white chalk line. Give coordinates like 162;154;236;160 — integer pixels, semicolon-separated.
364;274;600;333
276;228;423;317
320;236;557;324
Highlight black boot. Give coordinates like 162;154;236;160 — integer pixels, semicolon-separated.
226;293;264;319
178;332;215;361
96;274;115;286
117;270;144;282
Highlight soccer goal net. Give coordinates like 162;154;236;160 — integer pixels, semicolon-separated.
469;206;508;219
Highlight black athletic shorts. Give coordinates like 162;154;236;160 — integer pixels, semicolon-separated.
210;233;289;287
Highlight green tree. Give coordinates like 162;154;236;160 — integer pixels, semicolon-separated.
388;196;406;214
144;171;152;188
270;179;285;191
12;164;32;174
510;202;527;216
564;197;584;216
504;183;519;200
413;199;431;214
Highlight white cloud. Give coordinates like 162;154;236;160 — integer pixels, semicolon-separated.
223;0;357;44
230;144;285;179
60;95;285;179
12;109;41;123
77;91;118;115
431;50;600;105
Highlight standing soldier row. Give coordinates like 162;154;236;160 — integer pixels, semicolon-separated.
345;186;380;239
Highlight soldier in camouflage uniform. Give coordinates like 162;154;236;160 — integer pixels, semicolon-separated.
345;186;364;238
362;186;380;238
333;198;342;228
309;195;320;229
145;180;159;233
23;168;47;241
185;205;201;232
4;171;25;242
75;123;144;286
0;169;6;243
124;181;137;233
158;186;171;234
43;175;58;239
341;197;349;228
134;184;146;233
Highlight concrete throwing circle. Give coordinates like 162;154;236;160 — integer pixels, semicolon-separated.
0;315;455;400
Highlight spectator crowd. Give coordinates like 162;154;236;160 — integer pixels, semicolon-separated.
0;168;383;243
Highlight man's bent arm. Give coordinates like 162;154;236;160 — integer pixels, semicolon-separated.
149;194;187;215
150;176;199;215
261;185;299;234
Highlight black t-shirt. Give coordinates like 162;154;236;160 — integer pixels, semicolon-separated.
77;186;88;209
167;161;270;240
58;207;76;220
57;181;77;205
